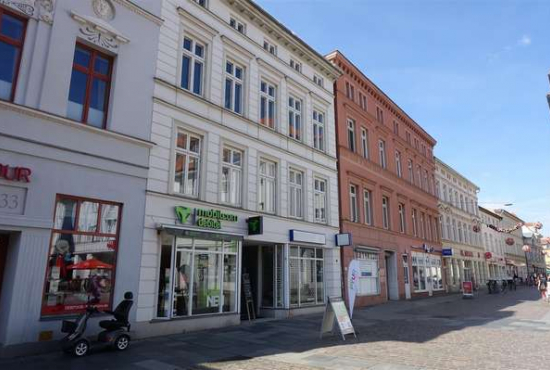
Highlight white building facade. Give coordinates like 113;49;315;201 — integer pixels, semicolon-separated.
479;207;507;280
135;0;342;337
435;158;484;292
0;0;161;353
495;210;526;278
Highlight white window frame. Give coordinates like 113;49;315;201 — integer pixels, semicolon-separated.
347;119;356;152
220;146;243;206
312;109;325;152
181;36;206;96
364;189;373;226
350;184;358;222
355;249;380;296
290;58;302;73
229;16;245;34
398;203;406;233
288;95;303;141
408;159;414;185
173;129;202;197
412;209;418;237
259;79;276;129
314;177;327;224
382;196;390;230
288;168;304;219
313;74;324;88
224;60;244;115
378;139;387;169
395;150;402;178
258;158;277;214
376;106;384;124
361;127;369;159
263;39;277;55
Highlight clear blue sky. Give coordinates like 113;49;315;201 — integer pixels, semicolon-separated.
256;0;550;232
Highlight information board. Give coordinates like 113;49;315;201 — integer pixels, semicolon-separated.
462;281;474;298
242;273;255;321
320;296;356;340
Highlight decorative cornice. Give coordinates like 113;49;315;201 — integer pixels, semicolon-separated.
0;0;55;24
71;11;130;52
112;0;163;25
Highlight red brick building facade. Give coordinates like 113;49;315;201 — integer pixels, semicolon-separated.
326;51;443;307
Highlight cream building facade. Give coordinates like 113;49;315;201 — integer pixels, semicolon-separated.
479;207;507;279
495;209;526;278
435;158;484;292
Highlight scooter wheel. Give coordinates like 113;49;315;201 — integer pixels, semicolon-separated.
73;339;89;357
114;334;130;351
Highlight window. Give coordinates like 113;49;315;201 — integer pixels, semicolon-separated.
408;159;414;184
412;209;418;237
356;250;379;295
416;165;422;188
181;36;205;95
406;131;411;144
345;81;354;100
156;236;239;318
347;119;356;152
420;212;425;239
423;170;429;192
460;194;464;210
314;178;327;223
67;44;113;128
364;189;373;225
289;168;303;219
259;159;276;213
174;130;201;197
289;247;324;306
221;147;242;206
359;92;367;111
452;219;457;241
458;222;463;243
0;8;26;101
393;121;399;135
229;17;245;34
42;196;121;317
421;144;426;156
290;59;301;73
395;150;402;178
288;95;302;141
263;39;276;55
398;203;406;233
193;0;207;6
313;109;325;151
350;185;358;222
442;184;448;202
224;61;243;114
313;74;324;88
382;196;390;230
360;128;369;159
414;137;419;150
427;215;433;241
259;80;276;129
378;139;387;169
446;216;451;240
412;252;443;292
376;106;384;124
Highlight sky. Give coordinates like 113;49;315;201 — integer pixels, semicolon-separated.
256;0;550;233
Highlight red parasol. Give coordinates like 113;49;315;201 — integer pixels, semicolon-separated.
67;258;113;270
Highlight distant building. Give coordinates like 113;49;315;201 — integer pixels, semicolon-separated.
522;226;545;275
494;210;526;278
479;207;507;279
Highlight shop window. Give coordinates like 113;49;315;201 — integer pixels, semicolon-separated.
411;252;443;292
221;146;242;206
0;8;26;101
157;236;239;318
41;196;121;317
355;250;379;295
67;43;113;128
174;129;201;197
289;246;324;306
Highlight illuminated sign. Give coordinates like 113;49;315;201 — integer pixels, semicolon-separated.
175;206;238;230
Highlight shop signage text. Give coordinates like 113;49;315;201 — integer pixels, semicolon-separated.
290;230;326;245
442;248;453;257
0;164;31;183
247;216;263;235
175;206;238;230
460;250;474;257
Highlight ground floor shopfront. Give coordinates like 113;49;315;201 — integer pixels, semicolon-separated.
505;256;527;279
134;195;341;338
0;126;150;354
442;245;487;292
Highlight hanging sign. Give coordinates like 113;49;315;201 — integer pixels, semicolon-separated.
336;233;352;247
320;297;356;340
175;206;238;230
247;216;263;235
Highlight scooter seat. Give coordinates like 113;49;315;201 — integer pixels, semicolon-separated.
99;319;128;331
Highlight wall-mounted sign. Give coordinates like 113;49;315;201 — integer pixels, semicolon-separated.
460;250;474;257
336;233;352;247
442;248;453;257
290;230;326;245
247;216;263;235
422;244;435;253
175;206;238;230
0;164;31;183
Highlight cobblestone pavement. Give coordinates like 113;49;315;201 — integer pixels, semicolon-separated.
2;287;550;370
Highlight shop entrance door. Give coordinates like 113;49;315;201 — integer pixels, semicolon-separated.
241;245;260;319
0;234;9;300
402;254;411;300
385;252;399;300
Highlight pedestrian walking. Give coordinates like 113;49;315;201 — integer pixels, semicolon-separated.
537;274;547;302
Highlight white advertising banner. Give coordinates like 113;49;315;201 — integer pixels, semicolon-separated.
347;259;360;318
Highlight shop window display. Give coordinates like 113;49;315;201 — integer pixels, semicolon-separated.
289;246;324;306
411;252;443;292
42;196;121;316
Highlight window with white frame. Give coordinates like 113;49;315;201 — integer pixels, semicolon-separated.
416;165;422;188
452;219;457;241
412;252;443;292
313;109;325;151
356;250;380;295
313;74;324;88
288;168;304;219
423;170;429;192
224;61;244;114
289;246;324;306
398;203;406;233
347;119;356;152
174;130;201;196
181;36;205;95
458;222;463;242
359;92;367;111
259;158;276;213
361;127;369;159
263;39;276;55
345;81;354;101
382;196;390;230
350;184;358;222
221;146;242;206
260;80;276;129
314;178;327;223
395;150;402;177
420;212;426;239
364;189;373;225
229;17;245;34
288;96;302;141
408;159;414;185
290;59;302;73
443;184;448;202
193;0;207;7
446;216;451;240
427;215;433;241
412;209;418;237
378;139;387;169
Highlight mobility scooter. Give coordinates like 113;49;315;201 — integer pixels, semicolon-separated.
61;291;134;356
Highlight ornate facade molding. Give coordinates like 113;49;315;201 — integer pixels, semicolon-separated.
0;0;55;24
71;11;129;52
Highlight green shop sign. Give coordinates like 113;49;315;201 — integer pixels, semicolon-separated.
175;206;238;230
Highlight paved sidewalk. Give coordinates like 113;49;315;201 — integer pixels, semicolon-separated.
1;286;549;370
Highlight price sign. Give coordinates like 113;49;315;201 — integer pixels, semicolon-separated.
0;185;26;215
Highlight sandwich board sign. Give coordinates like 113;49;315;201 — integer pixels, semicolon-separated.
320;296;356;340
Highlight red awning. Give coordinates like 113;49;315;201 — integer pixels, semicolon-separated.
67;258;113;270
